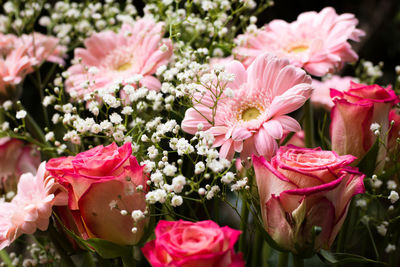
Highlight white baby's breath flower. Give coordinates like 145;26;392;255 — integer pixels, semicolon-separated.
388;191;399;204
171;195;183;207
16;110;27;119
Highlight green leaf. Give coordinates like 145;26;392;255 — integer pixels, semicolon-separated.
318;250;387;265
84;238;132;259
357;138;379;177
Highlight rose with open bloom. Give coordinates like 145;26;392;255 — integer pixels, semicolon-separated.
65;18;173;99
253;145;365;254
0;162;68;249
46;142;148;246
330;82;398;168
233;7;364;76
311;75;355;110
181;53;313;160
0;137;40;192
142;220;244;267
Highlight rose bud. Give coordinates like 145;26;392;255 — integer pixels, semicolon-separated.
253;145;365;255
330;82;398;169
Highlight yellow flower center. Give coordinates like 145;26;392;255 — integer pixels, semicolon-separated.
116;62;132;71
288;45;309;54
241;107;261;121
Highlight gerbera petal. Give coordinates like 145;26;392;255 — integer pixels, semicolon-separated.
263;120;283;139
254;127;277;158
274;115;302;132
224;60;247;90
219;139;235;160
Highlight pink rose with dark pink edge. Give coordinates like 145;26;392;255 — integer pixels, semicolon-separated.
0;137;40;192
46;142;149;246
388;109;400;152
142;220;244;267
330;82;398;168
252;145;365;254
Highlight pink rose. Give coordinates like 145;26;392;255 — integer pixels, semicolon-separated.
46;143;148;246
252;145;365;254
142;220;244;267
388;109;400;152
330;82;398;168
0;137;40;192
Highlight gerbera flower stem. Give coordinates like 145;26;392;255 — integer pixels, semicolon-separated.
303;100;315;148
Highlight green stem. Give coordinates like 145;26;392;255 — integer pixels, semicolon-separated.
35;67;49;127
238;194;249;253
251;230;263;267
292;254;304;267
48;223;76;267
278;252;289;267
82;251;96;267
121;252;136;267
0;250;12;267
303;100;315;148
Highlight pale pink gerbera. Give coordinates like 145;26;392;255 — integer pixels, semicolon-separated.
234;7;365;77
0;45;35;94
0;162;68;249
311;75;355;110
181;54;313;160
66;18;173;99
0;33;17;55
16;32;67;65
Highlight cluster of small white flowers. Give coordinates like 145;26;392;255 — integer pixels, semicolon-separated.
0;1;42;32
40;0;137;45
363;61;383;79
231;177;249;191
146;189;168;204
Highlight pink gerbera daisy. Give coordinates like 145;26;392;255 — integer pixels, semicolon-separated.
0;162;67;249
65;18;173;99
16;32;67;65
0;45;35;94
181;54;313;160
233;7;365;76
311;75;355;110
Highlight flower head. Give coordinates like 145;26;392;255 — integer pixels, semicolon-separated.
311;75;355;110
0;162;68;249
66;18;173;99
234;7;364;76
182;54;313;160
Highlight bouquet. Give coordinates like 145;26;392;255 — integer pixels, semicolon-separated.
0;0;399;266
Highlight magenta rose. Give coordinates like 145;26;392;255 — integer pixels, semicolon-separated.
330;82;398;168
142;220;244;267
252;145;365;254
0;137;40;192
388;109;400;152
46;142;148;246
